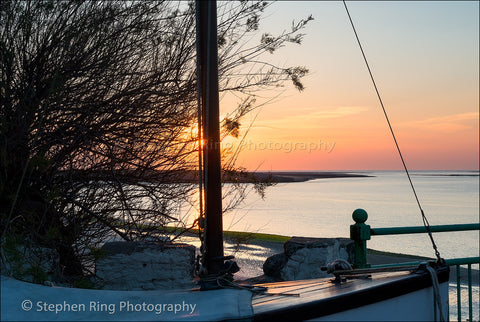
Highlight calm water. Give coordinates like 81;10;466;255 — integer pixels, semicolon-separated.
180;171;479;321
172;170;480;321
219;170;479;260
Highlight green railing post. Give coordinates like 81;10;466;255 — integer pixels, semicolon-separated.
457;265;461;322
350;209;371;269
347;209;479;320
468;264;472;322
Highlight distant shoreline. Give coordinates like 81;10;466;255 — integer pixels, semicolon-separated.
243;171;373;183
62;170;374;184
61;169;478;184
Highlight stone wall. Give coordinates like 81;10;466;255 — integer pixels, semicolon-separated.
263;237;354;281
1;245;60;283
95;241;195;290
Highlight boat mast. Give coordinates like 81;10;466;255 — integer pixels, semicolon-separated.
196;0;224;275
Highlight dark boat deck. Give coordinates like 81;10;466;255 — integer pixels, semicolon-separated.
252;266;449;321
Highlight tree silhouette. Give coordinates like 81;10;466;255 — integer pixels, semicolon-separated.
0;0;311;279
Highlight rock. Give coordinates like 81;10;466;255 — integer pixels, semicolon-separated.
263;237;354;281
95;241;195;290
284;237;353;258
262;253;287;279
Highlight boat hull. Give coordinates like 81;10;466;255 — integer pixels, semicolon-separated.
252;264;449;321
1;265;449;321
309;281;449;321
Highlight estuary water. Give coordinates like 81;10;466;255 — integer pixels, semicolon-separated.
179;170;479;321
171;170;480;321
220;170;479;260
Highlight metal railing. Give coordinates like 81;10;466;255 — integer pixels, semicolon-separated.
446;257;479;322
349;209;479;321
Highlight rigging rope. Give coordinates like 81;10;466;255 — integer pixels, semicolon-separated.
426;265;447;321
342;1;442;261
195;1;206;269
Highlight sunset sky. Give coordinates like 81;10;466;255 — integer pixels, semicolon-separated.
220;1;479;171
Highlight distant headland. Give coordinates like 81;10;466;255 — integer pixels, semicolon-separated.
248;171;373;183
60;170;373;184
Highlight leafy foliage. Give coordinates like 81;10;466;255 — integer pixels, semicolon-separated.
0;0;311;279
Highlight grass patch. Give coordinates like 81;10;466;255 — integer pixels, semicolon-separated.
165;226;290;244
224;231;290;244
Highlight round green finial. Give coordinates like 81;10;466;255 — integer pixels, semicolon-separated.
352;208;368;223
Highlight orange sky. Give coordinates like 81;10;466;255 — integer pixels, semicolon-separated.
220;1;479;171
